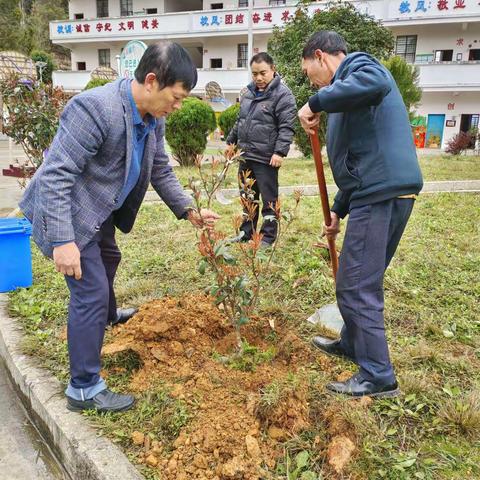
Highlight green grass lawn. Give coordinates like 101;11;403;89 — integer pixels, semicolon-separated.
171;154;480;190
8;191;480;479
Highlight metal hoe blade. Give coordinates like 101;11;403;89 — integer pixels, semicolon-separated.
307;303;344;336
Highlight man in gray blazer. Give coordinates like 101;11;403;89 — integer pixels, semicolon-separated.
20;42;218;413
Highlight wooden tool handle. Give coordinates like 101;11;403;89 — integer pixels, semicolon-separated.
310;130;339;280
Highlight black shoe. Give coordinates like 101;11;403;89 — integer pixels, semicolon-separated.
67;388;135;413
260;240;274;249
311;336;356;363
110;307;138;327
326;373;400;398
228;232;249;243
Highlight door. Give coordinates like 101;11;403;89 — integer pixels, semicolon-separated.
460;114;479;133
426;114;445;148
460;114;479;148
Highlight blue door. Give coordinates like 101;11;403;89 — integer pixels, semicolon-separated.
426;114;445;149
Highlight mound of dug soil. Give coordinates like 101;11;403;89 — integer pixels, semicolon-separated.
102;295;336;479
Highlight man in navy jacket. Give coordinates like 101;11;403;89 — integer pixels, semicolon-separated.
298;31;423;398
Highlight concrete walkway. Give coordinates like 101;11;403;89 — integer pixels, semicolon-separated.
0;361;66;479
1;140;479;215
0;141;26;217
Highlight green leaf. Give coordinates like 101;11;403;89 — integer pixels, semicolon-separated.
405;393;416;403
295;450;309;470
237;315;249;326
300;472;317;480
198;260;206;275
442;329;454;338
395;457;417;469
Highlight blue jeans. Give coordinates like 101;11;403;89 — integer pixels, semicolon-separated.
337;198;415;385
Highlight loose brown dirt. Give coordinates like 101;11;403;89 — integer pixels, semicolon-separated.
102;295;363;479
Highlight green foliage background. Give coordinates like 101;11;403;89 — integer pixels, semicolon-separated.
84;78;112;90
165;97;217;166
0;73;69;168
383;55;422;119
0;0;69;63
31;50;56;83
218;103;240;139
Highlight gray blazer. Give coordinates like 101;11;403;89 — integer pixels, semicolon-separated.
20;79;192;258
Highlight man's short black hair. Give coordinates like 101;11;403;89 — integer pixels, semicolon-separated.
250;52;275;67
302;31;348;58
135;41;198;91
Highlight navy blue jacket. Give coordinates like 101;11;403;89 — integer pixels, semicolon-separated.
308;52;423;218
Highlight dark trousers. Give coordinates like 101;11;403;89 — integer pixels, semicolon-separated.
337;198;415;385
64;215;121;389
238;159;279;244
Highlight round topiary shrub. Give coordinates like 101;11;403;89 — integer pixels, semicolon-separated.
31;50;56;83
84;78;112;90
165;97;217;167
218;103;240;139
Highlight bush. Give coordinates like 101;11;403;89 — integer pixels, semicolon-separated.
84;78;112;90
165;97;217;166
0;73;69;176
31;50;56;83
445;131;477;155
218;103;240;139
383;56;422;119
269;4;394;156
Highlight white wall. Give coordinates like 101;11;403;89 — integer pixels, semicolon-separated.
71;47;100;71
202;34;268;68
69;0;97;19
134;0;166;14
69;1;167;19
166;0;202;13
391;23;480;62
201;1;288;11
253;34;268;54
202;0;237;9
70;41;203;71
184;45;203;67
418;92;480;147
203;35;244;68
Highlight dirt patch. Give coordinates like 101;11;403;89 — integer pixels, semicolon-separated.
103;295;336;479
327;435;356;473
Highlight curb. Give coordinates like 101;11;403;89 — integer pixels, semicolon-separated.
0;294;143;480
143;179;480;203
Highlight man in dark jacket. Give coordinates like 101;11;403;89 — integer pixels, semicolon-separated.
298;31;423;398
226;52;297;245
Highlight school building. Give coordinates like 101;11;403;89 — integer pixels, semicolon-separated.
49;0;480;149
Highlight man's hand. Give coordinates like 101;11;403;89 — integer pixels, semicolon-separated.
322;211;341;240
53;242;82;280
270;153;283;168
224;144;235;159
298;102;320;135
188;208;220;230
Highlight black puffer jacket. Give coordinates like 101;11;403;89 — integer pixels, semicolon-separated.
226;74;297;164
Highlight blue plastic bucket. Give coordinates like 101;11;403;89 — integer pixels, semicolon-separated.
0;218;33;292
